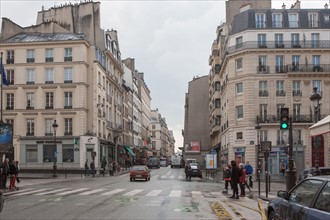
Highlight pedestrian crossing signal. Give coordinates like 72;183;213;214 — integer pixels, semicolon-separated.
280;108;289;130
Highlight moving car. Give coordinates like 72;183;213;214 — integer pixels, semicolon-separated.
159;158;167;167
267;176;330;220
130;165;151;181
186;163;203;179
148;157;160;169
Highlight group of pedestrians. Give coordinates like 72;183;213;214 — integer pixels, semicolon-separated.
223;160;253;199
84;158;120;177
0;158;20;191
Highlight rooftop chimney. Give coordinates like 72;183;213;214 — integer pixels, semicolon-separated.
325;3;329;9
282;3;286;9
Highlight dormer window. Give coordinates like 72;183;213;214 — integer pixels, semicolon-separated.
255;13;266;28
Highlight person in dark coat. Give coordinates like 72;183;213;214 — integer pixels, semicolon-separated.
1;158;10;189
230;160;240;199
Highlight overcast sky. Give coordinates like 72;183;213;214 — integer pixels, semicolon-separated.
0;0;327;152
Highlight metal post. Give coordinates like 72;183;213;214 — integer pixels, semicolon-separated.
52;120;58;178
255;119;261;196
265;153;268;198
286;117;296;190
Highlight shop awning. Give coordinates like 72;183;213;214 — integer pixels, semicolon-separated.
124;146;136;157
309;115;330;137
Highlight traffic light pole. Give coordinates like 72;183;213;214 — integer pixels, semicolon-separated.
286;116;296;191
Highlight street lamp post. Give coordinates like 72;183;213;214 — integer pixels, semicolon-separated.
310;87;322;173
255;118;261;196
52;120;58;177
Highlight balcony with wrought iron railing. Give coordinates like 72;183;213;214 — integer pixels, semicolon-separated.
255;115;329;124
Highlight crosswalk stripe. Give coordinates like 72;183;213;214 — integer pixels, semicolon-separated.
35;188;72;195
146;190;162;197
169;175;175;179
4;188;36;195
79;189;107;195
123;189;143;196
101;189;125;196
160;175;167;178
11;188;53;196
211;192;221;196
56;188;89;195
169;190;181;197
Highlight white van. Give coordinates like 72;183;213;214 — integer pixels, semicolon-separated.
159;158;167;167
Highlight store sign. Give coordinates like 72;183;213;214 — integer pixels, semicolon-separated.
36;140;62;144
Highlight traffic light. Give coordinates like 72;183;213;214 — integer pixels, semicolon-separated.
280;108;289;129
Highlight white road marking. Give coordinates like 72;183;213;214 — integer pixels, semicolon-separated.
79;189;107;195
169;175;175;179
56;188;89;195
4;188;36;195
169;190;181;197
160;175;167;178
101;189;125;196
35;188;72;195
123;189;143;196
11;188;53;196
146;190;162;197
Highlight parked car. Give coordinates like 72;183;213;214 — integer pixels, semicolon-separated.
186;163;203;180
148;158;160;169
298;168;315;181
0;190;4;213
298;167;330;181
130;165;151;181
267;176;330;220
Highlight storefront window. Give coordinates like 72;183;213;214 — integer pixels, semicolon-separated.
63;144;74;162
26;145;37;162
43;144;56;162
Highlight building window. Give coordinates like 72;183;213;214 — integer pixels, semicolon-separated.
26;93;35;109
236;132;243;140
236;82;243;94
258;34;267;48
293;104;301;120
6;50;14;64
45;48;54;62
64;92;73;109
311;33;320;48
308;13;318;27
6;119;14;124
26;49;35;63
152;131;156;137
312;55;321;72
215;81;221;91
255;13;266;28
45;92;54;109
259;81;268;96
63;145;74;162
312;80;321;93
275;34;284;48
6;69;14;84
26;119;35;136
236;58;243;69
275;56;285;73
277;130;286;145
64;48;72;61
291;33;300;48
26;69;35;84
236;105;243;119
324;15;329;22
272;13;282;28
43;144;55;163
236;36;243;48
152;141;156;150
26;145;38;162
215;98;221;108
292;80;301;96
64;67;73;83
45;118;53;136
258;56;267;72
260;104;268;121
292;55;300;70
6;93;14;110
152;125;155;129
215;115;221;125
45;68;54;84
288;13;299;28
277;104;285;118
260;130;268;141
276;81;285;96
64;118;73;135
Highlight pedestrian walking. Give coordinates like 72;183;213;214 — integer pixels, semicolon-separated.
230;160;239;199
244;161;253;188
108;161;114;176
9;160;18;190
223;164;231;194
280;161;286;176
239;163;252;197
15;161;20;184
0;158;9;189
90;160;95;177
84;159;89;176
101;157;107;177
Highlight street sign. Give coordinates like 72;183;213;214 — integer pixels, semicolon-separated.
211;150;216;155
261;141;272;152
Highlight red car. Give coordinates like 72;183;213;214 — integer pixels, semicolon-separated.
130;165;151;181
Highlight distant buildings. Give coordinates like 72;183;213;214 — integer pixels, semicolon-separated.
208;0;330;174
0;1;174;170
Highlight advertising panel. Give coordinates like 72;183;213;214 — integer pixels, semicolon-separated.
0;123;13;153
184;141;201;153
205;154;217;169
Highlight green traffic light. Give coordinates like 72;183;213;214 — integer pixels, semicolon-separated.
281;123;288;129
